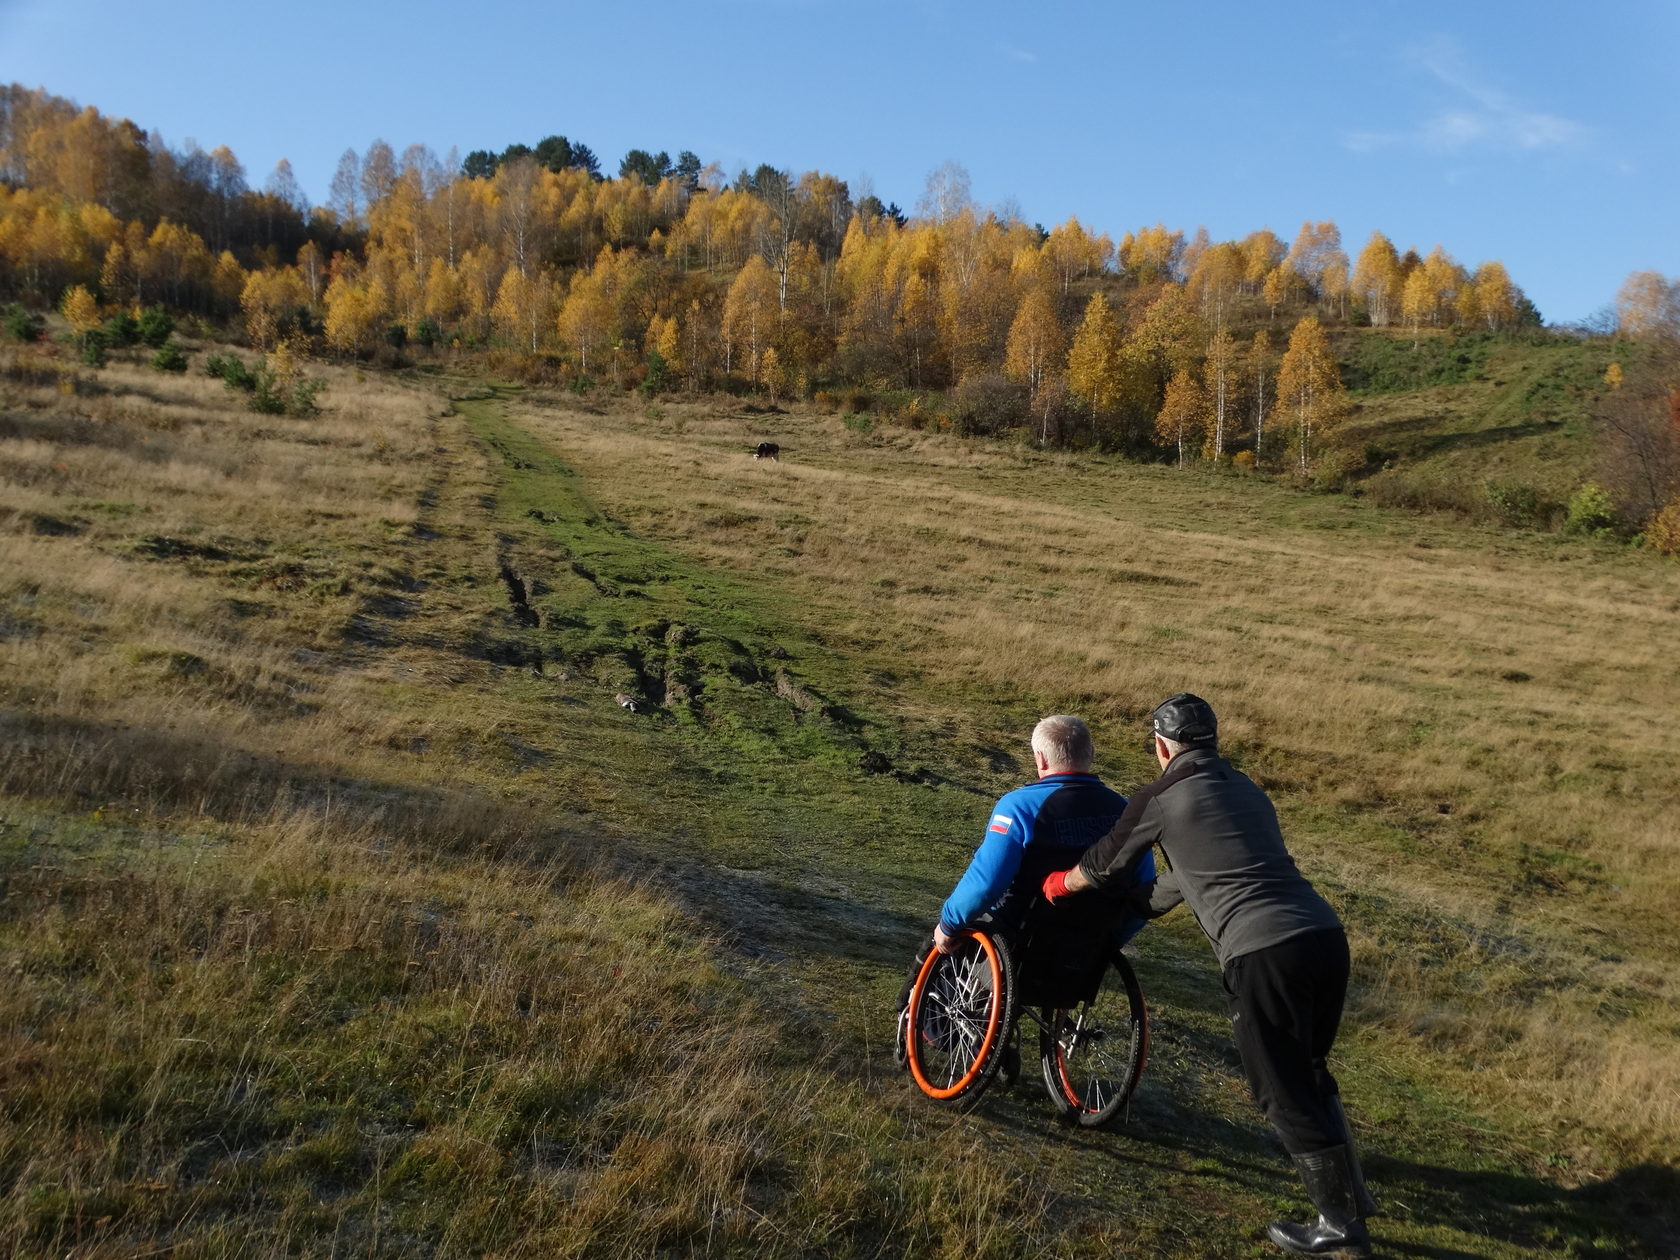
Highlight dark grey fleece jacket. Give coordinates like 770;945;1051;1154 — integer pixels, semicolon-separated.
1076;746;1341;968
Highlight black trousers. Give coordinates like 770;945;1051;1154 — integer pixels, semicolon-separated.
1222;927;1350;1155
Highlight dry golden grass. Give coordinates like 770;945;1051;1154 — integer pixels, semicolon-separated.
4;347;1675;1254
3;349;1155;1257
0;345;449;776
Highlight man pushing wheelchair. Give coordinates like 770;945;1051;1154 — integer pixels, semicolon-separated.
903;699;1375;1258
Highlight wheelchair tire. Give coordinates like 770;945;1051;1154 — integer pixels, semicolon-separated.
1040;947;1147;1127
905;930;1017;1109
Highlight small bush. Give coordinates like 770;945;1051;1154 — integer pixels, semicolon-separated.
1363;470;1484;517
136;307;174;348
413;317;442;348
1485;480;1543;528
78;329;109;368
206;352;258;391
4;303;44;342
948;373;1027;438
204;350;319;414
1565;482;1619;536
102;312;141;347
1642;498;1680;555
641;349;669;396
842;412;875;433
1312;445;1367;491
286;375;325;416
1232;450;1256;472
150;340;189;373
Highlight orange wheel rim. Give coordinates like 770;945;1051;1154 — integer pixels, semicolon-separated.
906;932;1004;1099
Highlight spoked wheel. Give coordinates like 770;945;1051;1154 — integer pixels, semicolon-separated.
1041;947;1148;1127
905;930;1017;1110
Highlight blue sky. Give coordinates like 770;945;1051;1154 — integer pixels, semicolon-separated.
4;0;1675;323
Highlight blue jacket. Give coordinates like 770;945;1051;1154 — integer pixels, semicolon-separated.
939;773;1156;932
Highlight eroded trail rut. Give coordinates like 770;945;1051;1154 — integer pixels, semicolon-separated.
418;388;1665;1260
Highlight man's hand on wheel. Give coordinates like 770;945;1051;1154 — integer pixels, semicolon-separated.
932;923;958;954
1042;869;1073;903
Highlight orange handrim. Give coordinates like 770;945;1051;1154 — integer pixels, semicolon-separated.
906;931;1005;1100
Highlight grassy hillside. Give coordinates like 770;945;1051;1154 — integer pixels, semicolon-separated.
1327;327;1619;527
2;335;1676;1258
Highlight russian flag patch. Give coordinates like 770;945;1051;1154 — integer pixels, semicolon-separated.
987;814;1012;834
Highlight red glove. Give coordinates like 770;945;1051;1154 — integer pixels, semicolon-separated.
1042;869;1072;903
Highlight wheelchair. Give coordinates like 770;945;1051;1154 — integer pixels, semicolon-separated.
899;916;1149;1126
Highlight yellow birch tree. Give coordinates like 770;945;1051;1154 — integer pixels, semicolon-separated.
1352;231;1401;327
1157;368;1207;467
722;254;778;382
1274;314;1345;473
60;283;100;337
1067;292;1126;425
1004;286;1065;401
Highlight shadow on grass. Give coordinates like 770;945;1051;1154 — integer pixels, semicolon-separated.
0;709;595;872
976;1082;1680;1259
1368;1155;1680;1260
1359;414;1563;462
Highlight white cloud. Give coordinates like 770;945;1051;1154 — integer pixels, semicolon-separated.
996;41;1037;65
1346;37;1588;155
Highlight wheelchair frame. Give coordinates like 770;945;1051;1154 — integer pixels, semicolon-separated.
902;927;1148;1125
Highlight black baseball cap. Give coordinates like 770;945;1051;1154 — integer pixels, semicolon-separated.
1151;693;1218;746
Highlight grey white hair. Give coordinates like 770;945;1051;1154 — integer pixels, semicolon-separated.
1032;714;1094;772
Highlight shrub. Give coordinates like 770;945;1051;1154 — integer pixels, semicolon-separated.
4;303;44;342
1232;450;1256;471
285;375;325;416
150;340;189;373
412;317;442;348
1643;498;1680;555
102;311;140;347
641;348;669;396
947;373;1027;437
1565;482;1619;536
136;307;174;348
78;329;109;368
247;366;287;414
1312;445;1367;491
205;352;256;391
204;349;320;414
1485;480;1543;528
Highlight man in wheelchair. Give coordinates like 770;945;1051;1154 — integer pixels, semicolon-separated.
897;714;1154;1065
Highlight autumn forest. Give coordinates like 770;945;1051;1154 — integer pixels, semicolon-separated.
3;83;1678;536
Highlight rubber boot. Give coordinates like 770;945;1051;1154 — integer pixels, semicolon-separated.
1266;1145;1371;1257
1328;1094;1379;1218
